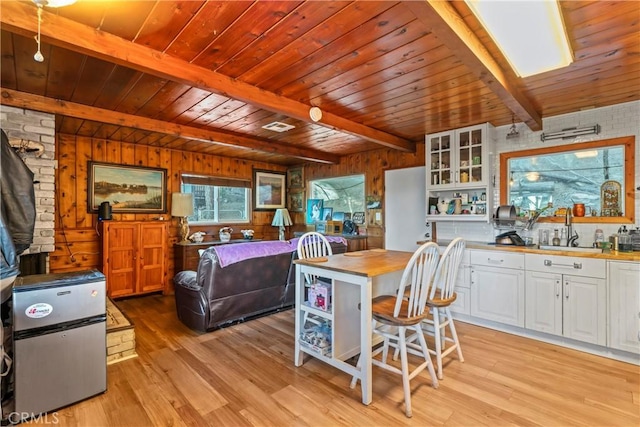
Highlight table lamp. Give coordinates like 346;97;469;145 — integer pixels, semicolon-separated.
171;192;194;243
272;208;293;241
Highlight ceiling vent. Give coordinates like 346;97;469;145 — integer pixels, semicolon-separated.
262;122;295;133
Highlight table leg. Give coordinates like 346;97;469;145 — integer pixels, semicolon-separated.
359;277;373;405
294;264;304;367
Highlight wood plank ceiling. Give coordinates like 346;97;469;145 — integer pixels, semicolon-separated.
1;1;638;165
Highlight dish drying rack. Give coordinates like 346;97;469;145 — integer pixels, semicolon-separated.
492;217;529;231
492;205;553;231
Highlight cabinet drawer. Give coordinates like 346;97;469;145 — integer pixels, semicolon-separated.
470;249;524;270
525;254;606;279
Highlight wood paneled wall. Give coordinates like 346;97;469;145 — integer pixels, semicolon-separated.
293;144;426;249
51;134;286;289
51;133;425;291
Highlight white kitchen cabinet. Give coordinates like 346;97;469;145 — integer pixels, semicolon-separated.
426;123;493;189
470;250;525;327
426;123;495;222
525;271;563;335
525;254;606;346
608;261;640;354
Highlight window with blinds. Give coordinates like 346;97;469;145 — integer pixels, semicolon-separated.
181;174;251;224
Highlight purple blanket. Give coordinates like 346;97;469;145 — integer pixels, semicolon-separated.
212;236;347;268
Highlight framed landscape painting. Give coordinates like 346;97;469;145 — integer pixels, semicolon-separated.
87;162;167;213
253;169;286;210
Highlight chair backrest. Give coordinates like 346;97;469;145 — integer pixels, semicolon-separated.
297;232;333;284
430;238;466;301
394;242;441;318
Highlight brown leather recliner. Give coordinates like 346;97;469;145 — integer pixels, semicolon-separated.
173;239;346;332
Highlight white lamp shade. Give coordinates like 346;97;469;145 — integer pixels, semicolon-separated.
272;208;293;227
171;193;194;217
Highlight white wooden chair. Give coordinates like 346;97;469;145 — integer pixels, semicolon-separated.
350;242;440;418
297;232;334;285
424;237;466;380
297;232;334;325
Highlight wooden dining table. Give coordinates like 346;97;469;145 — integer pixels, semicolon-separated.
293;249;413;405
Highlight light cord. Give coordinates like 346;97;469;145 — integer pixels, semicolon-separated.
33;6;44;62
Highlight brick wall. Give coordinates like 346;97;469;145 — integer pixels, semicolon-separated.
0;106;56;264
436;100;640;243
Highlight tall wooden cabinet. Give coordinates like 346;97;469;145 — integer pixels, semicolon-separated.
101;221;167;298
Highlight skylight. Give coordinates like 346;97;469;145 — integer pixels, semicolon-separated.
465;0;573;77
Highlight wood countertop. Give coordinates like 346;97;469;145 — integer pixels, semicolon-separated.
294;249;412;277
425;240;640;262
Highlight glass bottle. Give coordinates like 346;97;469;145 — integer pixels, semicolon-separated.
552;229;561;246
560;228;567;246
594;229;604;246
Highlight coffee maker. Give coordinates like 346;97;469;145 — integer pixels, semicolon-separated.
98;201;112;221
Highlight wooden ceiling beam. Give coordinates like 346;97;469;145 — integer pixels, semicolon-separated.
406;1;543;131
0;89;339;164
0;1;414;153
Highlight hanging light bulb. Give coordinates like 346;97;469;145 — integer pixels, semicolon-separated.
33;5;44;62
509;171;515;186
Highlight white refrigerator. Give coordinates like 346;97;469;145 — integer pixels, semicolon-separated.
384;166;431;251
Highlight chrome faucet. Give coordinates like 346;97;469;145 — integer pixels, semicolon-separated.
565;208;579;246
523;203;553;231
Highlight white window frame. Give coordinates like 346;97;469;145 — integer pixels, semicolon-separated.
180;174;251;225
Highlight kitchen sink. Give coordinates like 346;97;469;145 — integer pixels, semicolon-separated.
538;245;603;254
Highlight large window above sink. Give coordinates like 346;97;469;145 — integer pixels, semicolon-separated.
500;136;635;224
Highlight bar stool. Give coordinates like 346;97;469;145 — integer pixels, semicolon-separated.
350;242;440;417
424;237;466;379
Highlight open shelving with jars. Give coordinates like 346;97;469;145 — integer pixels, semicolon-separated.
426;123;495;222
427;186;492;222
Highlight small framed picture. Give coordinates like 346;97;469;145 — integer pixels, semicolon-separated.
287;167;304;189
352;211;365;224
288;190;304;212
306;199;323;224
332;212;345;222
322;207;333;221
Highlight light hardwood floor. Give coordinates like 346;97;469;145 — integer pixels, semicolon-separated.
48;295;639;426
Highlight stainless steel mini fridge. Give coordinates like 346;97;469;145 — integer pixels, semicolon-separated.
12;270;107;418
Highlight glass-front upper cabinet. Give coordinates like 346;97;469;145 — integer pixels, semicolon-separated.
427;133;452;187
427;123;494;190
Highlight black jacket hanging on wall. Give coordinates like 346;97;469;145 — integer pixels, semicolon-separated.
0;129;36;269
